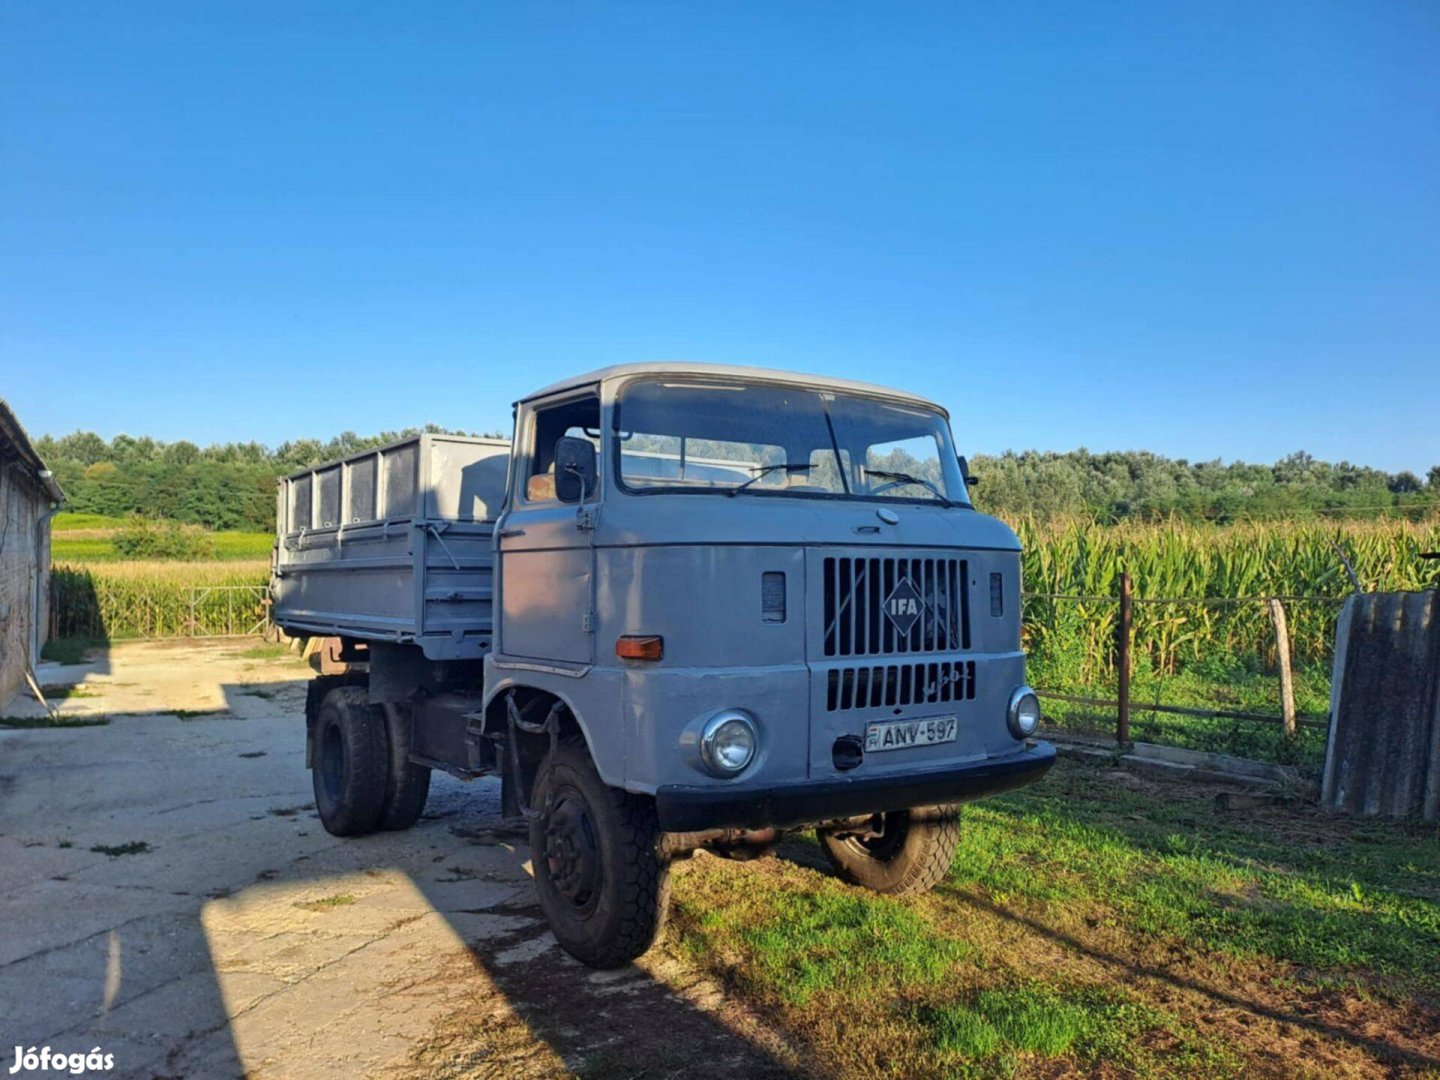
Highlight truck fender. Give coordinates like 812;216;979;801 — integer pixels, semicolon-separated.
479;677;615;787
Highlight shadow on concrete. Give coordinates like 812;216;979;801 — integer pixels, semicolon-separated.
0;657;796;1079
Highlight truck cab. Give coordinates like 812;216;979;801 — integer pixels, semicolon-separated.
276;363;1053;968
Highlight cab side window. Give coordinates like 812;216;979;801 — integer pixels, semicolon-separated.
526;395;601;503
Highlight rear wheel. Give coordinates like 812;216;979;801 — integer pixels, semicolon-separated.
817;806;961;895
377;703;431;831
312;686;388;837
528;741;671;968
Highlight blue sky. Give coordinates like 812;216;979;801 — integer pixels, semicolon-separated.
2;2;1436;472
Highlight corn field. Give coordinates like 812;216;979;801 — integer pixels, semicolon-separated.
50;518;1439;653
1015;515;1440;682
51;561;271;640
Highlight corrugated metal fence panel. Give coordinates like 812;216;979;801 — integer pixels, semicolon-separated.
1322;590;1440;821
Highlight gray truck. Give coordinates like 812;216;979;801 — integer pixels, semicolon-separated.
271;363;1054;967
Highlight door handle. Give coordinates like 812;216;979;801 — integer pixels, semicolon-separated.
498;528;526;539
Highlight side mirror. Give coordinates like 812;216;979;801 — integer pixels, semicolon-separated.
554;436;597;504
957;454;979;488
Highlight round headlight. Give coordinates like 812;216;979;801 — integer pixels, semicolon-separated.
1008;687;1041;739
699;711;757;777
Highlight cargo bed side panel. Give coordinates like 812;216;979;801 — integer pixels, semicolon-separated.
271;434;508;660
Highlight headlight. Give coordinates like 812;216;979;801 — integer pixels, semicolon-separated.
699;711;757;777
1007;687;1041;739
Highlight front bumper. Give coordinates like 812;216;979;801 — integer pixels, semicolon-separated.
654;740;1056;832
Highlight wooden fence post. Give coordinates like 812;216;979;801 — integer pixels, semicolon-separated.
1268;597;1297;738
1117;572;1132;746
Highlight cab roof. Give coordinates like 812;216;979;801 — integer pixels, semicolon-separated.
517;361;945;415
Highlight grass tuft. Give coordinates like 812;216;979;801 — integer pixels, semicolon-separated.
40;638;99;665
1;714;109;729
91;841;150;857
295;894;357;911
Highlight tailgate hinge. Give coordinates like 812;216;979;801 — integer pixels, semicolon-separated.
582;610;596;633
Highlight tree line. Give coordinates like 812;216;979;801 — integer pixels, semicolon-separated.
36;427;494;532
35;428;1440;532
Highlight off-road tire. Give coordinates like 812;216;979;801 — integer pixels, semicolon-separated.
377;703;431;831
312;686;388;837
528;741;671;968
817;805;961;895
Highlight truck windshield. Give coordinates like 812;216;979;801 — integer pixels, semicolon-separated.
615;379;968;506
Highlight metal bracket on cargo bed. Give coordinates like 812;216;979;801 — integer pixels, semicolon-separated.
420;520;462;570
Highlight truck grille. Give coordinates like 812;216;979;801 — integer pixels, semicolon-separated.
821;555;969;657
826;660;976;712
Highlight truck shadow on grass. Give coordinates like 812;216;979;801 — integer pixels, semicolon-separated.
752;784;1440;1077
961;892;1440;1073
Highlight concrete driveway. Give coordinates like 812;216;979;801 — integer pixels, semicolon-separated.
0;641;795;1080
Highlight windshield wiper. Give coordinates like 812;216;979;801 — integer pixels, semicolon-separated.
728;463;812;496
864;469;957;507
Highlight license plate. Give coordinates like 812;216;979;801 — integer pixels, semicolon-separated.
864;715;959;753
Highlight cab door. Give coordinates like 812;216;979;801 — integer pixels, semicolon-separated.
496;389;601;665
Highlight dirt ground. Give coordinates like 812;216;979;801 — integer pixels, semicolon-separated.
5;640;1435;1080
0;640;796;1080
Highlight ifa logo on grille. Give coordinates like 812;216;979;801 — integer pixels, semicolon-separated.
883;578;923;635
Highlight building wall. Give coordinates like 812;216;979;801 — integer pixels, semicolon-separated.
0;466;49;709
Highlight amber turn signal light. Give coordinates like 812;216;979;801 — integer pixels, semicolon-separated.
616;635;664;661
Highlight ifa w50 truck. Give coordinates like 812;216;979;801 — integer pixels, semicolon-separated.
272;363;1054;967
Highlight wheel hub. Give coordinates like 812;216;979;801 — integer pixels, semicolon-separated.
847;811;908;860
544;792;600;907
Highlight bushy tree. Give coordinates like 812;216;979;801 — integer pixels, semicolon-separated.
36;425;1437;530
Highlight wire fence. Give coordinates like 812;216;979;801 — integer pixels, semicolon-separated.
51;578;271;641
1023;578;1344;769
47;563;1345;767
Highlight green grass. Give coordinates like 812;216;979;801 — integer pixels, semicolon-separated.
733;889;969;1005
235;643;294;660
947;766;1440;993
928;986;1120;1058
40;637;99;665
39;683;100;700
52;512;130;531
666;758;1440;1078
1033;656;1332;768
90;841;150;856
212;531;274;558
52;528;272;562
49;536;119;560
0;714;110;729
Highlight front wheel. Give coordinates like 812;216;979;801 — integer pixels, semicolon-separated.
528;742;671;968
817;806;961;895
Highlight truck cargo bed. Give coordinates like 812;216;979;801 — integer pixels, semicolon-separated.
271;434;509;660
